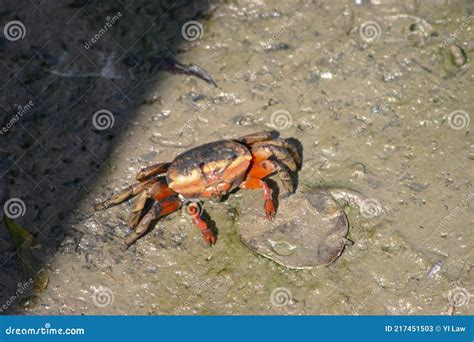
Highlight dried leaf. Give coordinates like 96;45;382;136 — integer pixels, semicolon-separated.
3;216;49;292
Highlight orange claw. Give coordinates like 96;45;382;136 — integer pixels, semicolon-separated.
240;176;276;221
264;198;276;220
202;228;217;245
187;202;217;245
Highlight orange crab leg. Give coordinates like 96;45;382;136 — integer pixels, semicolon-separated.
184;202;217;245
125;195;181;247
136;162;171;181
246;160;274;179
129;178;176;229
159;199;182;216
245;149;276;177
239;176;276;220
153;184;177;202
238;150;279;220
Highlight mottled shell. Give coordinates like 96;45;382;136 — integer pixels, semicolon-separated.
237;189;349;269
167;140;252;199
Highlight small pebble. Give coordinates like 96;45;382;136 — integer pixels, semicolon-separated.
448;44;467;67
427;260;442;278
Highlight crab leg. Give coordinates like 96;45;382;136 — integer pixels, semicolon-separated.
128;190;149;228
252;139;301;170
251;143;298;172
94;177;158;211
239;177;276;220
263;159;294;194
183;202;217;245
135;162;171;181
129;178;177;229
124;195;181;247
239;147;279;219
236;131;277;145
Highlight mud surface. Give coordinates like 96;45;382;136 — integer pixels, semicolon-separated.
0;0;472;315
238;189;349;269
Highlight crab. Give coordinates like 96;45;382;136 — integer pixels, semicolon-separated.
94;131;301;248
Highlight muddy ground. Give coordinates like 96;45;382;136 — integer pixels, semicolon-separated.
0;0;472;315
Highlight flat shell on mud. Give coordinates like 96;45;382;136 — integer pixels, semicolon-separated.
237;189;349;269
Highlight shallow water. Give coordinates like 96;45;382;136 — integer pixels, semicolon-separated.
1;0;472;315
